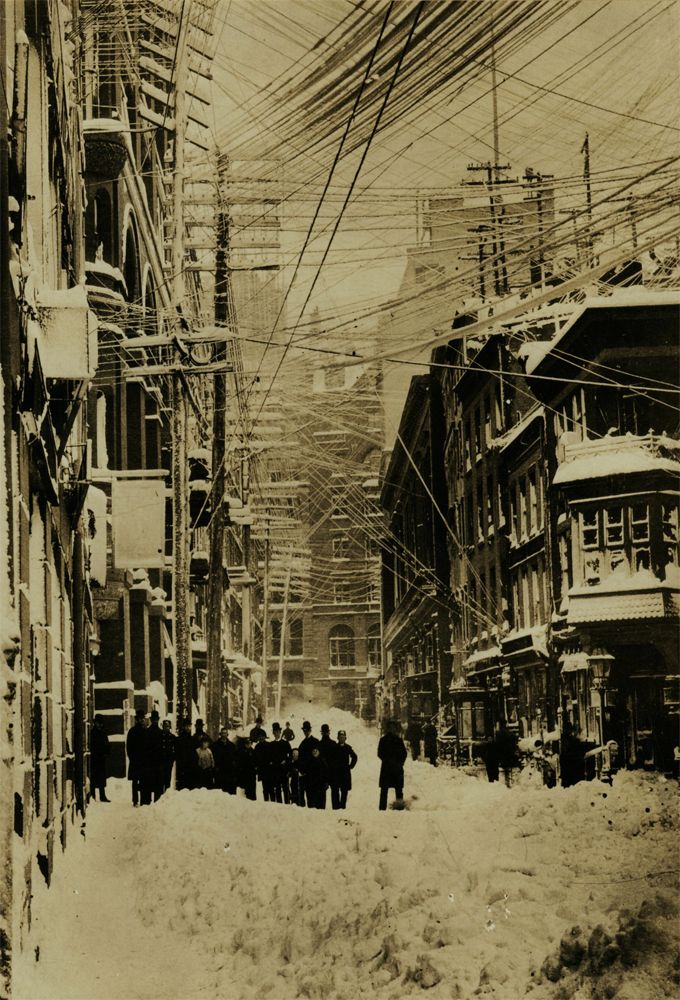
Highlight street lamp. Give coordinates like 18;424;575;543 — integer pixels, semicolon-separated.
589;649;616;779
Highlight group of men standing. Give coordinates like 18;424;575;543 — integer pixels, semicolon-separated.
216;718;359;810
404;719;438;766
92;709;412;812
119;713;360;810
125;708;178;805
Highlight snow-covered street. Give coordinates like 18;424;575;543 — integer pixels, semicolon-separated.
15;708;680;1000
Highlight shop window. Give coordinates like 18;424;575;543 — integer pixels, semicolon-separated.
459;700;486;739
329;625;355;668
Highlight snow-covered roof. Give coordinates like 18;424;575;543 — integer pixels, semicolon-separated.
567;568;680;623
495;406;544;452
522;288;680;375
554;433;680;485
463;645;501;668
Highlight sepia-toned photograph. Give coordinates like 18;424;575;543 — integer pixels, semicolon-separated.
1;1;679;997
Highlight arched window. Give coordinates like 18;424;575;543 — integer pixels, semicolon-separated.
124;221;140;304
367;622;381;670
329;624;355;669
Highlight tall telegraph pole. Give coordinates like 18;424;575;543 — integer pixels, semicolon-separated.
206;155;229;737
171;4;192;726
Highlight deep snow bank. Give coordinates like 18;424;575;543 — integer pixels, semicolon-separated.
15;706;680;1000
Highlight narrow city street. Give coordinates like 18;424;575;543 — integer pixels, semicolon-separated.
15;708;680;1000
2;1;679;998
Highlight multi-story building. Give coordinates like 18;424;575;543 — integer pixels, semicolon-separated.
1;0;95;983
525;291;680;772
379;375;452;728
405;287;680;776
434;321;548;756
79;0;217;772
252;344;384;719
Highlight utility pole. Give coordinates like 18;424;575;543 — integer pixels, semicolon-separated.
206;154;229;739
275;557;293;719
260;522;270;716
582;132;594;268
171;4;192;727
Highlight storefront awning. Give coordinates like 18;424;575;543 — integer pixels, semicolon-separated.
559;651;590;673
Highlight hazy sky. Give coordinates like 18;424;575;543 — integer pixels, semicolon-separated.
207;0;679;324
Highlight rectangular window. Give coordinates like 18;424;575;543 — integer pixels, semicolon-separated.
605;506;623;547
464;420;472;471
662;501;678;543
467;494;474;546
484;399;492;447
582;511;599;549
630;503;650;570
512;575;521;630
521;567;530;627
333;581;351;604
474;408;482;457
572;388;586;436
330;483;344;518
519;477;528;539
486;474;494;529
494;386;502;436
631;503;649;543
271;620;281;657
558;531;571;598
529;470;538;533
332;535;349;559
289;619;303;656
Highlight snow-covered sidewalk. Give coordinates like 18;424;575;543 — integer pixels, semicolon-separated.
15;707;680;1000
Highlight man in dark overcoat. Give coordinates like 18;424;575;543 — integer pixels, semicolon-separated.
268;723;292;803
212;727;238;794
175;718;197;790
423;721;438;766
297;721;321;807
332;730;358;809
141;709;164;804
126;708;147;806
377;719;407;810
90;715;110;802
160;719;176;794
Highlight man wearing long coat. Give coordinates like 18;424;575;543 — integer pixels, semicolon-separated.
377;720;407;810
126;709;147;806
331;730;358;809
